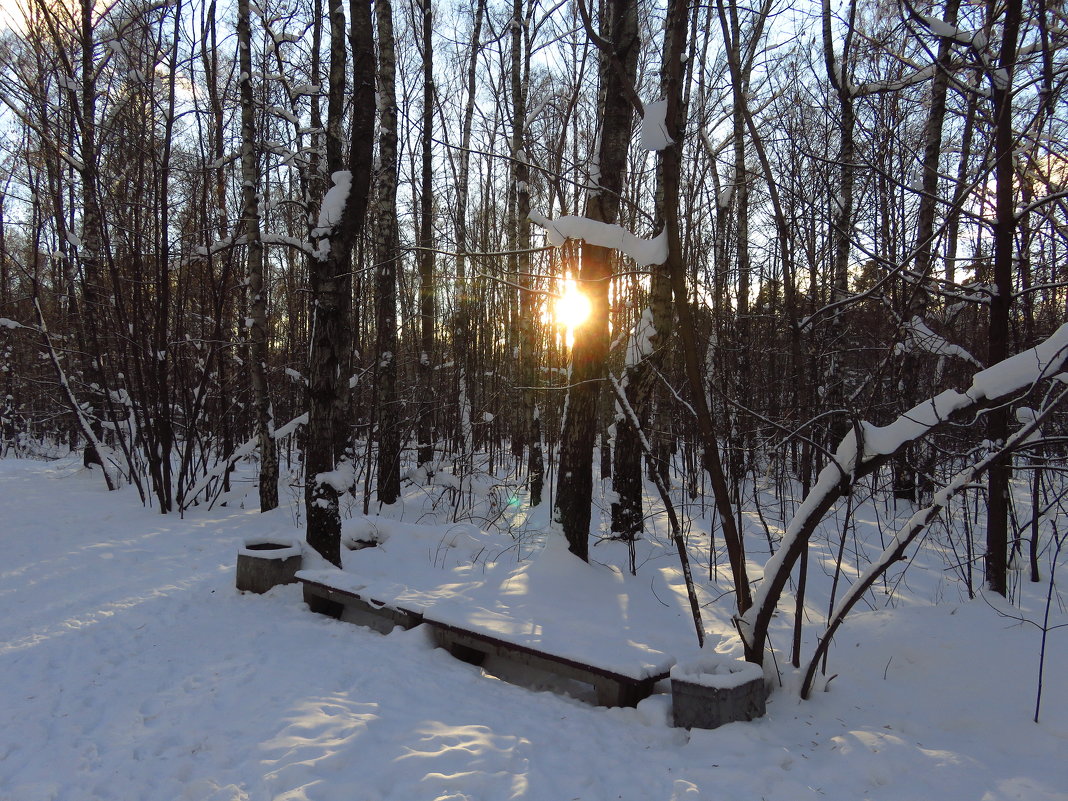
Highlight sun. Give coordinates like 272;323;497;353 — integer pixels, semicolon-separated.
555;278;591;331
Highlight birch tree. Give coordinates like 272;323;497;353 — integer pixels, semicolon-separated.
238;0;279;512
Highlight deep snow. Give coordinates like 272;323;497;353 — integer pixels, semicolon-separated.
1;456;1066;801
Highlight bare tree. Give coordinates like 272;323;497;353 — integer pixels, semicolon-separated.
555;0;640;561
238;0;279;512
985;0;1024;596
374;0;402;507
305;0;376;566
416;0;437;471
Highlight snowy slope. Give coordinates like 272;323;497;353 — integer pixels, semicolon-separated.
1;457;1066;801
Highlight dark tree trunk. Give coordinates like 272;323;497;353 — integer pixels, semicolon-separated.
452;0;486;478
611;0;686;544
238;0;279;512
986;0;1023;597
416;0;436;470
305;0;376;566
556;0;640;561
374;0;402;506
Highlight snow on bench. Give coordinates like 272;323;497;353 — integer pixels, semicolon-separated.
297;531;699;708
297;570;424;634
423;610;670;707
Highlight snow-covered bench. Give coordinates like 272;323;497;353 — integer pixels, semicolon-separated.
297;567;675;707
298;572;424;634
423;616;668;707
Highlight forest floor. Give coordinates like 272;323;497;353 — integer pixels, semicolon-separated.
1;455;1066;801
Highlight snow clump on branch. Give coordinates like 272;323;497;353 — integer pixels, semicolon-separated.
528;211;667;267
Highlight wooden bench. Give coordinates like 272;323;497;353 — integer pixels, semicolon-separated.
423;617;668;707
299;570;672;708
299;574;423;635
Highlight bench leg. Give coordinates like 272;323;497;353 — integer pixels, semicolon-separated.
595;679;652;708
429;628;487;666
303;586;344;619
446;641;487;667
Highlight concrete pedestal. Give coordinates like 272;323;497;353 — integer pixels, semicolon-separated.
671;657;766;729
236;539;302;594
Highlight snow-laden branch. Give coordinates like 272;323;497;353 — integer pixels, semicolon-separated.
737;323;1068;662
260;234;315;256
626;308;657;367
311;170;353;261
639;100;674;151
180;367;369;509
528;211;667;267
897;316;983;367
181;411;309;510
917;12;976;44
799;384;1068;698
32;299;120;491
313;171;351;236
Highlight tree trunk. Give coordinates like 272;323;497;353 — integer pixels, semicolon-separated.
986;0;1023;597
892;0;961;504
374;0;402;506
510;0;543;506
76;0;109;477
417;0;436;470
238;0;279;512
453;0;487;479
611;0;687;545
822;0;857;447
305;0;376;565
555;0;640;561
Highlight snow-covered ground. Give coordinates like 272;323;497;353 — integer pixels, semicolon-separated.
2;456;1066;801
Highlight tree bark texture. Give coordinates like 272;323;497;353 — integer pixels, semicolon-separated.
375;0;402;506
556;0;639;561
986;0;1023;597
238;0;279;512
305;0;375;566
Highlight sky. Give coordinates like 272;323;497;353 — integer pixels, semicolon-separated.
0;0;24;32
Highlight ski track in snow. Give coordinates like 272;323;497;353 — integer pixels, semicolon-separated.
1;458;1066;801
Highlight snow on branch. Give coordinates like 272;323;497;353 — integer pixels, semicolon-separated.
897;316;983;367
182;411;309;510
917;12;975;43
799;385;1067;698
180;366;369;509
639;100;674;151
737;323;1068;659
626;308;657;367
311;171;352;260
260;233;315;256
528;211;667;267
314;171;351;235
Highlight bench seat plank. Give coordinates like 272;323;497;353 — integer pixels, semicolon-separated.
423;617;666;707
298;572;423;633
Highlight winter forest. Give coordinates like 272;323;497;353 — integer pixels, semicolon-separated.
3;0;1068;731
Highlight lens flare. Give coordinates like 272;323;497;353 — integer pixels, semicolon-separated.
555;279;591;331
